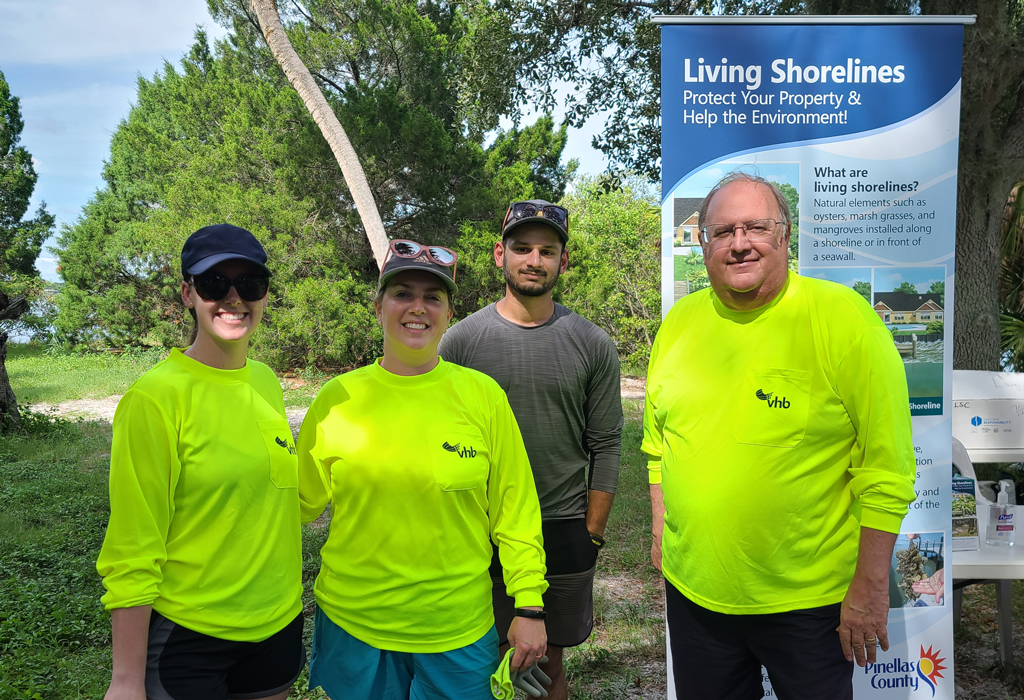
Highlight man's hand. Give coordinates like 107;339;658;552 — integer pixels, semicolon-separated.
507;614;547;672
838;573;890;666
911;568;945;605
838;527;897;667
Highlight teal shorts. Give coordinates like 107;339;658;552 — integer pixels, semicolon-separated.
309;606;499;700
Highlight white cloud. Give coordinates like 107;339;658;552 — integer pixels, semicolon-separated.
0;0;225;65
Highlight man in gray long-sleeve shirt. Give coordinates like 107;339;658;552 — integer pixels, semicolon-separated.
439;199;623;699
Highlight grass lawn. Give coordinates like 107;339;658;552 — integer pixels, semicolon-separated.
6;344;331;409
6;344;163;404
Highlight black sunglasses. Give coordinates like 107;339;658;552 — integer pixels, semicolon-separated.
502;202;569;231
190;271;270;302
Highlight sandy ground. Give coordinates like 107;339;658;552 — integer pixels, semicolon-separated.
30;377;648;432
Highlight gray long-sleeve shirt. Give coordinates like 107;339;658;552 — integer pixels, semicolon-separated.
438;302;623;520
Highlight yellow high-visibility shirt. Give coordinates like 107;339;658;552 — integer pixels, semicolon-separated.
298;358;547;653
96;349;302;641
643;274;915;614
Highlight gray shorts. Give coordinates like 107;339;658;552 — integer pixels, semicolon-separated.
490;517;598;648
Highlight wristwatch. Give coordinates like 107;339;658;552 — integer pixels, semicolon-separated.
514;608;548;620
590;532;606;550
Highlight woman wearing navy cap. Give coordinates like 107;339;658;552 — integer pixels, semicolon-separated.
97;224;305;700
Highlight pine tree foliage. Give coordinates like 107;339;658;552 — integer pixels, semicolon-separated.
0;70;53;295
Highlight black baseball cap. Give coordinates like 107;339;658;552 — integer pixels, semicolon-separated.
501;199;569;244
378;250;458;295
181;224;271;278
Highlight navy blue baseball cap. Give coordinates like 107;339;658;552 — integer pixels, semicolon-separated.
181;224;271;278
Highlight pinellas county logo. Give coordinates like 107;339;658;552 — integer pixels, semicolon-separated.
756;388;790;409
864;645;946;695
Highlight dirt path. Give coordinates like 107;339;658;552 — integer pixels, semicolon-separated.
29;395;123;422
30;377;646;430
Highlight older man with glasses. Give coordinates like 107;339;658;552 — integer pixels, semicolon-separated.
644;173;916;700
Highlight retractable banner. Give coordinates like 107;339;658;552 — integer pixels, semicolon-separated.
657;16;970;699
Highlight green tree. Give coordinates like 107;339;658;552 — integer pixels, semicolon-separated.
53;27;571;368
0;70;53;294
775;181;799;269
929;280;945;297
0;70;53;429
853;280;872;303
557;175;661;373
501;0;1024;371
895;281;919;295
999;183;1024;370
454;116;576;314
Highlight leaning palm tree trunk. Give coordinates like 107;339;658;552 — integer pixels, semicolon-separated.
250;0;389;267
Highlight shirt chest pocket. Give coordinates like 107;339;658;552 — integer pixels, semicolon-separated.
732;368;812;448
258;419;298;488
432;430;490;491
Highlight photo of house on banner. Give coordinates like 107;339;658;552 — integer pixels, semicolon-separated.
874;266;946;417
889;532;945;608
670;163;799;304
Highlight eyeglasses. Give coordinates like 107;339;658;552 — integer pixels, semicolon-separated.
190;271;270;302
700;218;783;244
387;239;458;266
502;202;569;232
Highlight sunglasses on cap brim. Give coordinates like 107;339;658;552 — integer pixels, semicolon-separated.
387;239;458;267
502;202;569;232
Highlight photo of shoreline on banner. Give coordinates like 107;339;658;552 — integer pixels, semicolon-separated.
802;265;946;417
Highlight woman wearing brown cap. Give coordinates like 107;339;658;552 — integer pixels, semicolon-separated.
298;240;548;699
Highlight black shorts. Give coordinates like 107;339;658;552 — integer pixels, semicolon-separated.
665;580;853;700
489;518;598;648
145;611;306;700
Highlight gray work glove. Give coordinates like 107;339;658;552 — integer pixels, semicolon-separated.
511;656;552;698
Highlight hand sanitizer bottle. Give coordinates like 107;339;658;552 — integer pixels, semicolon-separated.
987;484;1015;546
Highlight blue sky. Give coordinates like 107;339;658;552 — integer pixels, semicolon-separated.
875;266;947;293
802;267;872;289
0;0;607;283
672;160;800;199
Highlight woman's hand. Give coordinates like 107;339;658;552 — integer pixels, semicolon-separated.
105;606;151;700
103;679;146;700
506;613;547;671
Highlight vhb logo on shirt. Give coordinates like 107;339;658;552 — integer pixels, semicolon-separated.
755;388;790;409
275;436;297;455
443;441;477;458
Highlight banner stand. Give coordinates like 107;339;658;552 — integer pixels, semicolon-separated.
654;15;974;699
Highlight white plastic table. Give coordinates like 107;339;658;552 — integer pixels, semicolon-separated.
951;506;1023;667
